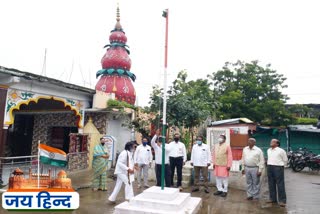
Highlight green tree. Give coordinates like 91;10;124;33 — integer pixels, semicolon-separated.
167;70;217;130
209;60;292;126
147;85;163;130
148;70;218;141
288;104;312;118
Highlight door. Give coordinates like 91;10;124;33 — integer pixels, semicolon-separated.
11;114;34;157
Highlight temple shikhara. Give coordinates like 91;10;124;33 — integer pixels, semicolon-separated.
86;6;138;159
8;168;72;190
95;6;136;105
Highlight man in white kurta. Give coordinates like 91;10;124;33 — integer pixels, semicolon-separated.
212;135;233;197
108;142;135;202
134;137;153;188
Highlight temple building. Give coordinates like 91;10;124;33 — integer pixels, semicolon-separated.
0;6;137;182
0;67;93;176
85;6;137;164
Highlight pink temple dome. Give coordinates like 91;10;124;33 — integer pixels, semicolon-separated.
109;31;127;44
95;75;136;105
95;6;136;105
101;47;131;71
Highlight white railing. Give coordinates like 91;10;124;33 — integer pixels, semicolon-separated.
0;155;38;187
0;154;76;188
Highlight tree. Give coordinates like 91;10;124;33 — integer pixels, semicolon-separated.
167;70;217;130
130;107;154;138
148;70;218;142
147;85;164;130
209;60;292;126
288;104;312;118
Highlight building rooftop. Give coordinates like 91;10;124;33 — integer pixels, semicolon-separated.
288;125;320;133
0;66;95;94
210;118;254;126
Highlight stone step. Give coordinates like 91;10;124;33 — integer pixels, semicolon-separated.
115;195;202;214
131;192;190;211
141;186;179;201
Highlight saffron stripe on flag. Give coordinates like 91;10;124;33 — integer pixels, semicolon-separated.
39;144;67;155
38;143;67;167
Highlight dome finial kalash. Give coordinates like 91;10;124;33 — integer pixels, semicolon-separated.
95;5;136;105
115;3;121;29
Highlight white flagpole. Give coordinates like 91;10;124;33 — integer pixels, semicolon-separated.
161;9;169;190
38;140;40;189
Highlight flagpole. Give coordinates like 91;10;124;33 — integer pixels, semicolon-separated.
161;8;169;190
38;140;40;189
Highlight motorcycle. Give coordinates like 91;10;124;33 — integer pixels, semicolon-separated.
292;154;320;172
287;148;306;168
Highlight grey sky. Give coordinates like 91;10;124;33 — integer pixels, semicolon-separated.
1;0;319;107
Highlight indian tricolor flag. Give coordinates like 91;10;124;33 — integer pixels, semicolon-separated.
39;144;67;167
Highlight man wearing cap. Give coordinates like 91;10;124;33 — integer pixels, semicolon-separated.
92;136;109;191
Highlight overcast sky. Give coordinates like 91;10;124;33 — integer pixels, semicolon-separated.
1;0;319;107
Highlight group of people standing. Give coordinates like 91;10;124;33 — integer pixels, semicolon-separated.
190;135;287;207
151;130;187;189
92;132;288;208
240;138;288;207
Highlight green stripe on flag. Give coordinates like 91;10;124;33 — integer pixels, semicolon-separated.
40;156;67;167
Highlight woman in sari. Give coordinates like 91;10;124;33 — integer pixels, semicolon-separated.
92;136;109;191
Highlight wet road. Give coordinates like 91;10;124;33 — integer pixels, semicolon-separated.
0;169;318;214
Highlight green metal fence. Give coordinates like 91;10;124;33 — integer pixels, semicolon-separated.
253;128;288;157
252;127;320;156
289;130;320;154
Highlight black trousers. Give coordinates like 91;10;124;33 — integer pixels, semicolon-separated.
155;164;171;187
267;165;287;203
169;156;183;187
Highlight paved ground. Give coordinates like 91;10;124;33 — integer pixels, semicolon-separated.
0;168;319;214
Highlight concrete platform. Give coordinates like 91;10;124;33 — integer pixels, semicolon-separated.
114;186;202;214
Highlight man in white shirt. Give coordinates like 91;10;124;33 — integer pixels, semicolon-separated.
169;133;187;189
151;129;171;187
108;142;135;203
134;137;153;188
267;139;288;207
190;136;211;193
241;138;264;200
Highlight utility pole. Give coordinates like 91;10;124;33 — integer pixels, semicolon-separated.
41;48;47;76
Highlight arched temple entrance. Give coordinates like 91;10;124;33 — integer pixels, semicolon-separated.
5;97;81;157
